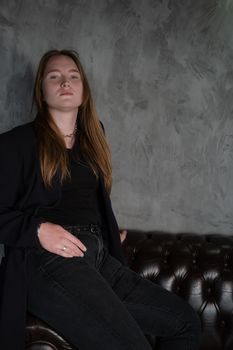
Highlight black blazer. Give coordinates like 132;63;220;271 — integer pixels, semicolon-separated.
0;121;125;349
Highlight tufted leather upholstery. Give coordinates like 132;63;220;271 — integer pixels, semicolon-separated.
26;231;233;350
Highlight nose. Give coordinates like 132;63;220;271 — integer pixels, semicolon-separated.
61;79;70;88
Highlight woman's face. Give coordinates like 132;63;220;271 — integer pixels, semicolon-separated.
42;55;83;114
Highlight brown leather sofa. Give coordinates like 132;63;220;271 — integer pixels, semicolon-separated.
26;230;233;350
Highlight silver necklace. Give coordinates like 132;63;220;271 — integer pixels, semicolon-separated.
62;124;77;138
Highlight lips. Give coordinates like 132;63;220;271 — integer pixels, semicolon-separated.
60;92;73;96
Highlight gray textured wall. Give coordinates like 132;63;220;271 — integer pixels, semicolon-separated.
1;0;233;234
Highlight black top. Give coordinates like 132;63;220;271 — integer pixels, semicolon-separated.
37;149;102;225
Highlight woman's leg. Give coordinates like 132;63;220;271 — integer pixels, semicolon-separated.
26;232;151;350
100;254;202;350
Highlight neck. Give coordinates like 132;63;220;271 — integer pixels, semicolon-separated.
49;108;78;136
48;109;78;149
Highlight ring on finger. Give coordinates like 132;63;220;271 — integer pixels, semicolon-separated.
62;245;67;251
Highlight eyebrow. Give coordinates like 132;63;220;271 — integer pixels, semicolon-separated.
45;68;80;74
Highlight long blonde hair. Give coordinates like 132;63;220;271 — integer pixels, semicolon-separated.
34;49;112;193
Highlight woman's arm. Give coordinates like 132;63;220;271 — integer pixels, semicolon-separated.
0;130;87;256
0;131;42;248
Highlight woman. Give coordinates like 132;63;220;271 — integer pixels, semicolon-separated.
0;49;201;350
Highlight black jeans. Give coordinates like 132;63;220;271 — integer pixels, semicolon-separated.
27;225;201;350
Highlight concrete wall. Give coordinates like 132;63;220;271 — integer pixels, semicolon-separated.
1;0;233;234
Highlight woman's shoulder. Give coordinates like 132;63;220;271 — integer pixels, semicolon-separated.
0;121;36;145
0;121;37;159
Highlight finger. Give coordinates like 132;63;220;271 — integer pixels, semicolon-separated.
54;247;74;258
59;244;85;257
64;232;87;252
56;247;84;258
120;230;127;243
59;252;74;258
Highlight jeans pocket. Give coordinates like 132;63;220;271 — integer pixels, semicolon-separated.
36;248;60;269
77;232;100;267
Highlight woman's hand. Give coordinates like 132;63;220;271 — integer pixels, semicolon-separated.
37;222;87;258
120;229;127;243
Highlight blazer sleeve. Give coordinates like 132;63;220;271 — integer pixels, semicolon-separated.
0;131;41;248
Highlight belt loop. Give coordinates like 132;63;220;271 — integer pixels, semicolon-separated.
90;224;101;234
90;224;96;233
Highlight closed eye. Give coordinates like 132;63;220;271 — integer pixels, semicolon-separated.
70;75;81;79
49;74;60;79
